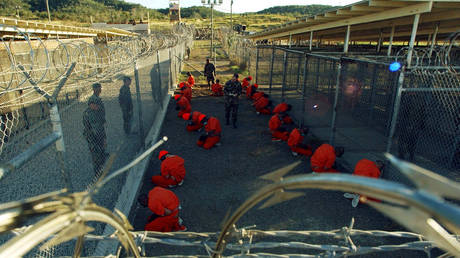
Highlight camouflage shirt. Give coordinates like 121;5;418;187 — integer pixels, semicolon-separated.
224;79;242;105
83;94;106;144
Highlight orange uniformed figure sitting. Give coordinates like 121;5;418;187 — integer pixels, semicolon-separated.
251;91;265;102
288;127;312;157
197;115;222;149
269;114;289;141
241;76;252;93
273;102;293;124
187;72;195;87
182;111;205;132
174;94;191;118
253;94;272;115
310;144;344;173
246;84;258;99
344;159;384;207
179;82;192;103
139;187;186;232
152;151;186;188
211;79;223;96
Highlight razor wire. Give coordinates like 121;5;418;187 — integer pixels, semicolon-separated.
0;23;193;158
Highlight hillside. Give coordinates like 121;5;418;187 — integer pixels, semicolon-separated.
257;5;336;16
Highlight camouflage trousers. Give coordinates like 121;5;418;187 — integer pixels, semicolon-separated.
122;108;133;134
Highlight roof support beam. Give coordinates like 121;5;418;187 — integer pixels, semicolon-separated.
387;24;395;56
369;0;411;7
309;31;313;51
344;25;351;53
407;14;420;67
251;1;432;40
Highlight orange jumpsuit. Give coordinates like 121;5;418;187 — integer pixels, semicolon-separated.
242;78;250;93
288;128;312;156
246;85;257;99
350;159;382;203
152;155;186;188
145;187;184;232
252;92;264;102
181;86;192;102
186;111;205;131
310;144;339;173
187;75;195;87
211;83;223;96
273;102;293;124
176;96;192;118
269;114;289;141
253;96;271;114
197;117;221;149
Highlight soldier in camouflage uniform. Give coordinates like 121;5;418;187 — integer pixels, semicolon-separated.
224;73;242;128
83;83;107;175
118;76;133;135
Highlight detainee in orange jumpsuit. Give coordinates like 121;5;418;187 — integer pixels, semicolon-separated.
273;102;293;124
310;144;344;173
179;83;192;103
269;114;289;141
187;72;195;87
241;76;252;93
251;91;265;102
142;187;186;232
211;79;223;96
253;94;272;115
152;151;186;188
344;159;384;207
246;84;258;99
197;115;222;149
288;127;312;157
182;111;205;131
175;94;191;118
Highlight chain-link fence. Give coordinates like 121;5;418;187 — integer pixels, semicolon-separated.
0;24;193;256
224;37;460;183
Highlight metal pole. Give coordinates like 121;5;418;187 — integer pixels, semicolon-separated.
45;0;51;22
255;47;260;84
281;51;288;101
210;3;214;59
385;68;405;153
330;59;342;145
429;23;439;58
156;50;164;109
268;43;275;94
309;31;313;51
301;55;309;127
133;59;145;149
377;29;383;53
387;25;395;56
230;0;233;31
344;25;351;54
296;54;302;92
406;14;420;68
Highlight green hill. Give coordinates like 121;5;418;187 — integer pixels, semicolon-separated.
257;5;336;16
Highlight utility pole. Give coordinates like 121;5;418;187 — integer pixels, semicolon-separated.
45;0;51;22
230;0;233;31
202;0;223;61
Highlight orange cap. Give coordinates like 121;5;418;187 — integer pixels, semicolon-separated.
198;114;206;122
253;84;259;88
158;150;169;160
248;76;253;80
174;94;181;101
182;113;191;120
179;82;186;89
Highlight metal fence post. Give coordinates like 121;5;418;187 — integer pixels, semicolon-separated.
282;51;288;101
315;57;321;93
255;46;260;84
330;58;342;145
385;69;406;153
301;54;309;127
133;59;145;149
156;50;164;109
296;54;302;92
268;44;275;94
169;48;174;91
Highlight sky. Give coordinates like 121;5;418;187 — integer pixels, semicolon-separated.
126;0;359;13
